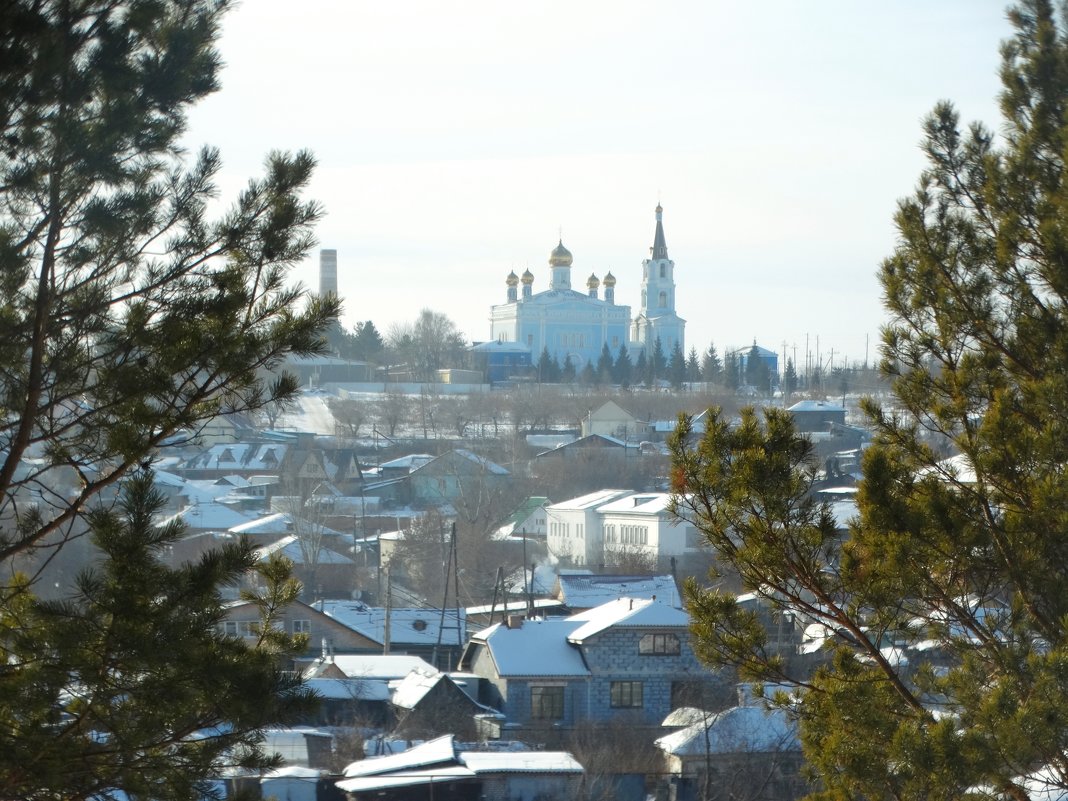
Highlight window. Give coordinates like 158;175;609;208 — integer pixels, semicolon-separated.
527;334;533;347
223;620;257;637
640;633;681;655
611;681;643;708
659;290;667;308
531;685;565;720
660;264;666;278
292;619;311;634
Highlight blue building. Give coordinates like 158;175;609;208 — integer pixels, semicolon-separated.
487;205;686;372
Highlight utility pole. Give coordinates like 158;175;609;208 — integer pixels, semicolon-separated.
383;566;391;655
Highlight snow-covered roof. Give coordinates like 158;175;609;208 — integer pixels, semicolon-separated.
556;573;680;609
788;400;845;413
655;705;800;756
230;512;346;539
379;454;435;471
184;442;288;472
253;536;354;565
343;734;457;778
307;654;438;681
596;492;672;516
567;597;688;642
661;706;713;727
158;502;254;531
412;449;510;477
465;599;564;616
320;602;466;647
547;488;633;512
460;751;583;773
389;668;445;710
230;512;292;535
475;619;590;678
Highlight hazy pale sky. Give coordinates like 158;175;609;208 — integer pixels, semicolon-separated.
183;1;1009;371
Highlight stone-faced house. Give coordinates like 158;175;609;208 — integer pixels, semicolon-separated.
459;598;725;731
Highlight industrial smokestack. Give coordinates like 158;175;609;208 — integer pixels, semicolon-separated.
319;248;338;297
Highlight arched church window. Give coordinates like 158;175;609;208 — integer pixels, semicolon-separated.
660;264;666;278
659;291;667;307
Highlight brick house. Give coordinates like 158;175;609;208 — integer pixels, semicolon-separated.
459;598;725;731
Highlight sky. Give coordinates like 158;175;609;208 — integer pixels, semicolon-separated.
182;1;1011;372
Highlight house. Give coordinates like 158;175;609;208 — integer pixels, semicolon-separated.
597;492;703;567
459;597;726;732
220;599;377;658
194;411;257;447
336;734;584;801
494;496;551;542
180;441;288;480
788;400;846;433
304;676;391;727
318;601;467;670
545;489;633;566
532;434;642;475
546;489;701;568
581;400;644;440
407;449;510;509
252;535;357;598
389;667;500;740
655;691;808;801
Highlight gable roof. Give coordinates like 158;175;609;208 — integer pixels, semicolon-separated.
305;654;438;681
567;597;689;643
253;535;354;565
319;602;466;647
547;488;633;512
474;619;590;678
412;449;510;477
655;705;800;756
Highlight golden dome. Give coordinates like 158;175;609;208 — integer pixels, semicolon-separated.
602;271;616;287
549;239;573;267
506;270;519;287
587;273;600;288
521;269;534;284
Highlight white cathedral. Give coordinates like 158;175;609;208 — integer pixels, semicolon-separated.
488;204;686;370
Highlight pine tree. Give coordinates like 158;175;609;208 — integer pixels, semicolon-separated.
671;4;1068;798
668;340;686;389
0;1;332;794
596;343;615;385
537;346;555;383
783;356;799;397
353;320;385;362
651;336;668;384
686;346;701;384
561;355;577;384
614;344;633;388
634;350;649;388
701;342;722;385
722;350;740;390
0;472;316;798
0;0;337;561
